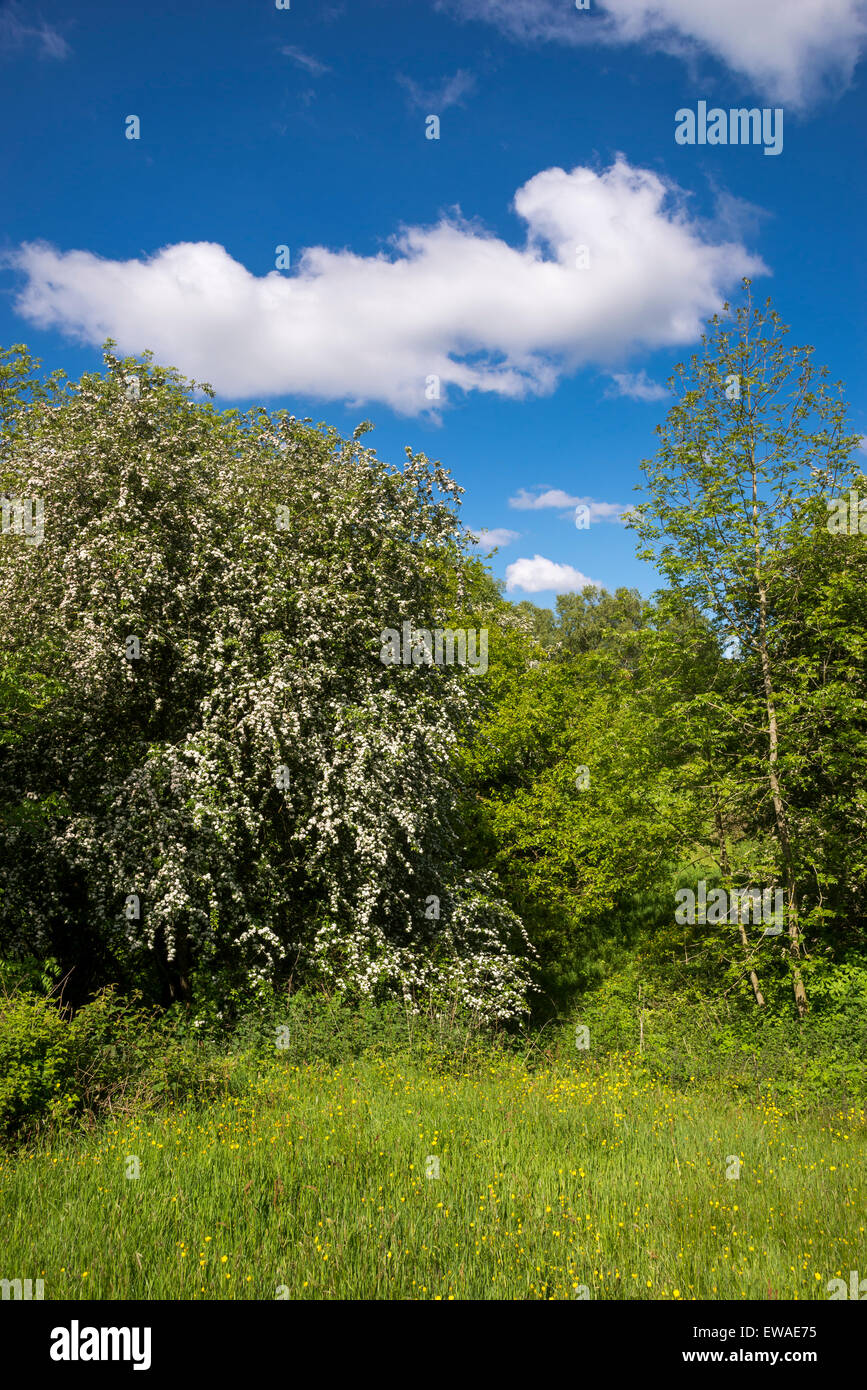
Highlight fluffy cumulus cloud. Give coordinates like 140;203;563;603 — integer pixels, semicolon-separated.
505;555;601;593
439;0;867;106
7;157;762;414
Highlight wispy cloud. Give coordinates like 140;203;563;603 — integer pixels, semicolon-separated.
699;189;772;246
280;45;331;76
397;68;476;111
0;2;70;60
505;555;601;594
607;370;667;402
438;0;867;106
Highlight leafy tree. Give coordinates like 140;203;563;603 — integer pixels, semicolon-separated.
460;623;679;1005
512;600;557;648
553;586;650;660
513;587;651;662
633;281;863;1016
0;346;530;1019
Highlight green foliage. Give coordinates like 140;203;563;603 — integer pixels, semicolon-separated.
1;285;865;1056
0;980;521;1141
632;281;865;1015
0;986;227;1140
177;982;520;1078
0;344;529;1019
557;922;867;1107
0;990;74;1134
461;616;682;1005
512;586;656;664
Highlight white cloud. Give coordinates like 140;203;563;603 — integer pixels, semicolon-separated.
505;555;601;593
508;488;626;521
439;0;867;105
397;68;476;110
0;2;70;59
608;369;667;401
280;46;332;76
469;527;520;548
7;157;763;414
509;488;580;510
584;500;630;521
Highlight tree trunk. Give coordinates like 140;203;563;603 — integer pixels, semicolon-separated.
750;453;808;1016
153;924;193;1006
715;808;765;1007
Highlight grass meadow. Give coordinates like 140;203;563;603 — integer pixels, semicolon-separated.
2;1052;863;1301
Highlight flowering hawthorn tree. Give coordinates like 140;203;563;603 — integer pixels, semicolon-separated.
0;346;531;1020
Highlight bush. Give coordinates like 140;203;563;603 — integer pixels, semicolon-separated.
189;985;520;1075
0;980;518;1140
0;991;76;1133
550;964;867;1107
0;985;228;1141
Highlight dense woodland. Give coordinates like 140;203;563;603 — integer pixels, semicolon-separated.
2;285;866;1122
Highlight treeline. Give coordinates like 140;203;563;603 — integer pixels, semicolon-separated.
1;282;866;1031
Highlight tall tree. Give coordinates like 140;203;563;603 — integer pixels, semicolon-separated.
634;281;862;1016
0;346;529;1018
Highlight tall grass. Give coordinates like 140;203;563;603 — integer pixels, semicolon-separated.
1;1052;863;1300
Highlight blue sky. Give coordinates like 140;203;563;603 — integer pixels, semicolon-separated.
1;0;865;605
